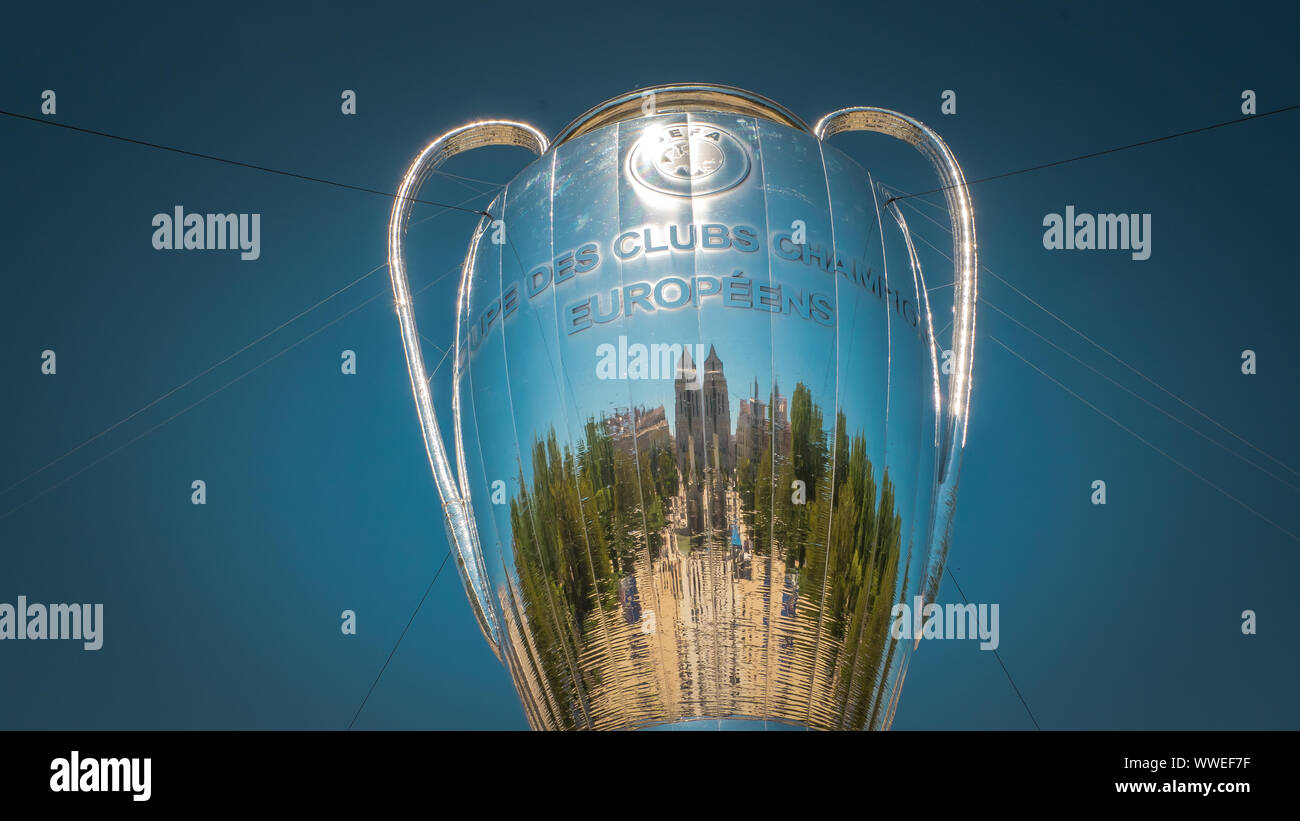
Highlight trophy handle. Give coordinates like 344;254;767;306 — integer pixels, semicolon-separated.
814;107;977;601
387;120;549;653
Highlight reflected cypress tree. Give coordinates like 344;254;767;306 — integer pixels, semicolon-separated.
578;418;625;576
818;431;904;726
863;558;910;729
782;403;905;722
752;440;773;557
783;383;829;568
653;448;678;499
511;416;677;629
509;475;578;721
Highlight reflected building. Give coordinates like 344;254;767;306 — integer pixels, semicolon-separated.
674;345;733;481
606;405;671;456
674;346;732;536
734;378;790;471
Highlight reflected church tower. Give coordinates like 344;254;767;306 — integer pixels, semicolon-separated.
673;345;733;482
674;345;733;534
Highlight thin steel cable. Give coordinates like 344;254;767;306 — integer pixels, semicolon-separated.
982;297;1300;495
0;264;460;522
0;108;492;215
900;220;1300;496
893;193;1300;481
888;104;1300;201
347;549;454;730
1;194;495;500
944;566;1041;730
990;335;1300;543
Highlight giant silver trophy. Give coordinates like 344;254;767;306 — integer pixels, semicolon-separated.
387;84;976;730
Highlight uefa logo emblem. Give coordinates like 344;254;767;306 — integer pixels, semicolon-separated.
628;122;751;197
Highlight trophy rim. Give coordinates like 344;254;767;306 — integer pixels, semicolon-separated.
551;83;813;147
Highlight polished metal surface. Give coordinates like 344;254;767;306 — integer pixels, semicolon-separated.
552;83;811;146
814;105;978;605
388;85;976;730
387;119;550;650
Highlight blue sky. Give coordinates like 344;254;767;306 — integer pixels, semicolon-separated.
1;0;1297;729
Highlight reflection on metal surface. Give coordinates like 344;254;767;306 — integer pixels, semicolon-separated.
388;84;977;730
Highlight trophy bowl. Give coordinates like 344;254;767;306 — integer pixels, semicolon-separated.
387;83;976;730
